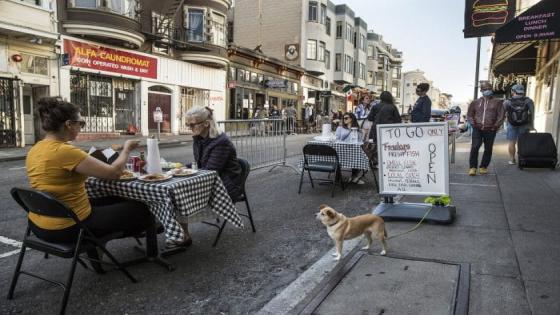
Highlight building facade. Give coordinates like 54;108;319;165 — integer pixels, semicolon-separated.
401;69;436;114
54;0;230;139
233;0;368;115
366;31;403;111
0;0;59;147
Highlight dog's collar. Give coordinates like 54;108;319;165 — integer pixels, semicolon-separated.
328;220;339;227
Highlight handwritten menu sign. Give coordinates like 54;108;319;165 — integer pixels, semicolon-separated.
377;122;449;196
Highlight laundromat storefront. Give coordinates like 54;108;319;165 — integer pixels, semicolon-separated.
63;38;156;134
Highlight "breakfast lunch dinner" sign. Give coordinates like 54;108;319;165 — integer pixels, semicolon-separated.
63;39;157;79
377;122;450;196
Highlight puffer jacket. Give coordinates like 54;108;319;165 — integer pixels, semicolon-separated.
467;96;505;131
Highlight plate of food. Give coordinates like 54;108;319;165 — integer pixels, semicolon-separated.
138;173;172;182
117;170;137;181
168;168;198;177
161;162;184;170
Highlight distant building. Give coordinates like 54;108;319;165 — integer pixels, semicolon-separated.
366;31;403;110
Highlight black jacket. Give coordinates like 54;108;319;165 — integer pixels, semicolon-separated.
368;102;402;140
193;133;243;200
411;95;432;122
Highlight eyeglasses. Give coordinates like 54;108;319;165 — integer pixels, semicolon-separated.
343;116;351;120
70;120;86;128
187;121;206;129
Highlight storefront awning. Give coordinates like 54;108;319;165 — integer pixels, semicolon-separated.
494;0;559;44
491;41;538;76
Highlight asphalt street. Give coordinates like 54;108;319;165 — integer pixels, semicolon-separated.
0;134;381;314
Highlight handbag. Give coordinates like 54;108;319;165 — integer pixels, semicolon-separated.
361;141;378;164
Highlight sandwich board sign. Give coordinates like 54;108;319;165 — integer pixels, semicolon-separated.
376;122;449;196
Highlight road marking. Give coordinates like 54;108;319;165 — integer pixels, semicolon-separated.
0;249;22;259
0;235;22;247
450;182;497;187
9;166;26;170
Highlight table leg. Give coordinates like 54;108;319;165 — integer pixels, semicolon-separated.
122;215;184;271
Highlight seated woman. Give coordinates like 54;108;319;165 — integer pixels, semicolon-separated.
335;112;364;184
181;106;243;241
26;97;151;258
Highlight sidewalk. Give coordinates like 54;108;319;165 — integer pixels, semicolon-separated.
0;134;193;162
260;133;560;314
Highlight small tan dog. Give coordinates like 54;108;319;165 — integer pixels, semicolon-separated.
316;204;388;261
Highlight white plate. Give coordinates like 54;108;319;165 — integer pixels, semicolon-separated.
138;173;173;182
167;168;198;177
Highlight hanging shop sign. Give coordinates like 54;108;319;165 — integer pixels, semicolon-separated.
495;0;559;43
63;39;157;79
463;0;516;38
265;79;287;88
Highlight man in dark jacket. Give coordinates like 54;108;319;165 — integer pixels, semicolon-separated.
410;83;432;122
466;82;505;176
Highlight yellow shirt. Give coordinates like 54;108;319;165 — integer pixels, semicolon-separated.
26;139;91;230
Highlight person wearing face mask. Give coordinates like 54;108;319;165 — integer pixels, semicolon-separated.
466;82;505;176
410;83;432;123
504;84;534;165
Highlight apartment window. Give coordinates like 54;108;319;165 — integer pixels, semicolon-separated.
367;45;374;59
367;71;374;85
152;12;172;54
187;8;204;42
74;0;96;8
353;31;357;48
318;41;325;62
335;53;341;71
377;56;384;70
211;12;227;47
307;39;317;60
229;67;236;81
308;1;318;22
325;50;330;69
22;0;41;5
360;63;366;80
21;54;48;75
336;21;342;38
345;55;353;74
361;34;366;51
326;17;331;36
346;23;352;42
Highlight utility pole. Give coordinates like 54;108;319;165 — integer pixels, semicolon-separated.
473;37;481;100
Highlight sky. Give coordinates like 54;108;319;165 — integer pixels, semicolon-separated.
334;0;493;104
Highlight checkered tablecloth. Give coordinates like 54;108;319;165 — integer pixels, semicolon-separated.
298;140;370;171
85;170;243;243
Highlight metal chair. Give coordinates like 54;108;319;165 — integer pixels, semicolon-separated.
204;158;255;247
298;144;345;197
7;188;138;315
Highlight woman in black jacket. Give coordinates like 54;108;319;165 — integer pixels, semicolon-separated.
367;91;402;141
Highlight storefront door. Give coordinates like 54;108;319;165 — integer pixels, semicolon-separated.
148;92;171;132
0;77;18;147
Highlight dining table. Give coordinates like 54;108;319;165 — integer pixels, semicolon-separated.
85;169;243;270
299;139;370;171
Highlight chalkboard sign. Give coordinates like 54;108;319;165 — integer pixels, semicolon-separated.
377;122;449;196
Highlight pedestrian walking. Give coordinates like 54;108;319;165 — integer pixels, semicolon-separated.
466;82;505;176
304;104;314;133
504;84;535;165
285;103;297;134
410;83;432;123
358;95;374;141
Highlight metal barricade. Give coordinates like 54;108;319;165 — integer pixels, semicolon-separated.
449;131;456;164
218;119;296;172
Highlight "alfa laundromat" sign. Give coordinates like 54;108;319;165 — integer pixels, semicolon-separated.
63;39;157;79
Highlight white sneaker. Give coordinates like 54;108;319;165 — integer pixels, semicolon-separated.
355;179;365;185
508;160;516;165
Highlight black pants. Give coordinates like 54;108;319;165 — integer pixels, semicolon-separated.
469;128;497;168
29;196;151;243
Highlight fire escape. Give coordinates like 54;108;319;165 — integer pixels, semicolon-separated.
142;0;212;53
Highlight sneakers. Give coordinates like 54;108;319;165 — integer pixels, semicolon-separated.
479;167;488;175
468;168;477;176
165;237;193;250
350;176;365;185
508;160;516;165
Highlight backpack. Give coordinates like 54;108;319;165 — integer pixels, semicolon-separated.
507;97;530;126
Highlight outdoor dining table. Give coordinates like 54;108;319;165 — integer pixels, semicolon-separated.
85;170;243;269
299;139;370;171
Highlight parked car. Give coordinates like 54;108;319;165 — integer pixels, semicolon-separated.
430;109;450;122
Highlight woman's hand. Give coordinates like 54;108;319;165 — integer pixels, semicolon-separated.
123;140;140;153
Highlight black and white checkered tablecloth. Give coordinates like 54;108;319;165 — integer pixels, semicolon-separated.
298;140;370;171
86;170;243;243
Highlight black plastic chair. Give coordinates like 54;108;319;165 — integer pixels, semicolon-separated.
298;144;345;197
7;188;138;315
204;158;255;247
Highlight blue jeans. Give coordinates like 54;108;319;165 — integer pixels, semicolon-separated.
469;128;497;168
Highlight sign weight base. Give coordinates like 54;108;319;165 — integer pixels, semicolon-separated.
373;202;456;225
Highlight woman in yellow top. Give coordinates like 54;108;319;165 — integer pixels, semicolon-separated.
26;97;151;245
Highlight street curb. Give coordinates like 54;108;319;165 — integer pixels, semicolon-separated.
0;139;192;163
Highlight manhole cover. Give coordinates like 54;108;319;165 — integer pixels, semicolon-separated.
300;252;469;315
